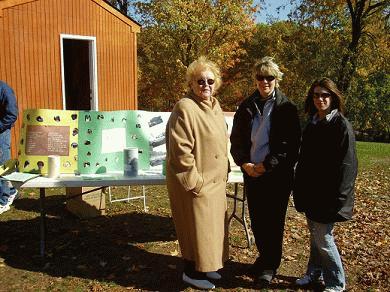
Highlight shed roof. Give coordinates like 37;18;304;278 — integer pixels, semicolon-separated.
0;0;141;32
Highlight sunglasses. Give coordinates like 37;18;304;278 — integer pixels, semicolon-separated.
256;75;275;82
313;92;332;99
197;79;215;86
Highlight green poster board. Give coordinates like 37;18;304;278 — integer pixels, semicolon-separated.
77;110;150;174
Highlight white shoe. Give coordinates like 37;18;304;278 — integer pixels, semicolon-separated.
0;204;10;214
258;269;275;284
7;190;19;205
206;271;221;280
182;272;215;289
323;285;346;292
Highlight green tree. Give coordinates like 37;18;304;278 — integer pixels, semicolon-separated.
347;72;390;141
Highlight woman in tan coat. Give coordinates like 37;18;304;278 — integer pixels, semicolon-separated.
166;56;229;290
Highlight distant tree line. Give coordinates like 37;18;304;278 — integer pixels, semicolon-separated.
108;0;389;142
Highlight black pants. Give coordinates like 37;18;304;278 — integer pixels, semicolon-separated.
245;172;291;272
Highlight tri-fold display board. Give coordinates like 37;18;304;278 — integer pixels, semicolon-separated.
18;109;170;175
18;109;236;175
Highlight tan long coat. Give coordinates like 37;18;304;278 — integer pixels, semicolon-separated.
166;93;229;272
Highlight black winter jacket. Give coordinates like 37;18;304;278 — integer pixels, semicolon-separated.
293;111;358;223
230;89;301;182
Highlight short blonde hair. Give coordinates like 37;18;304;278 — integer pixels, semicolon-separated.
252;56;283;88
186;56;222;91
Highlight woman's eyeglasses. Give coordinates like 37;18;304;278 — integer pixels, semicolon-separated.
256;75;275;82
313;92;332;99
197;79;215;86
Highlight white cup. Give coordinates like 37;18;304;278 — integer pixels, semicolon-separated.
124;147;139;176
47;155;61;178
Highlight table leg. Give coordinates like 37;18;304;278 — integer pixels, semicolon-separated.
227;183;253;248
241;184;253;248
227;183;239;226
39;187;46;258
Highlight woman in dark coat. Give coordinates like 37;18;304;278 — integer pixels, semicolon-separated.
230;57;301;285
293;78;358;292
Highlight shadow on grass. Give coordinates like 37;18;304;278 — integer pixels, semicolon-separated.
0;195;184;291
0;195;263;291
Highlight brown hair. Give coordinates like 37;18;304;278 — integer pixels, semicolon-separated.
305;77;345;117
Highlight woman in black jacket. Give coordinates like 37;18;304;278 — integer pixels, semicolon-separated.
293;78;358;292
230;57;301;285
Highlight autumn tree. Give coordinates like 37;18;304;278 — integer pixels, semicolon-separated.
290;0;389;92
221;20;343;113
107;0;389;140
134;0;257;110
283;0;390;140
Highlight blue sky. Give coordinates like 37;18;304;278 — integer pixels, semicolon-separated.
255;0;293;23
128;1;293;24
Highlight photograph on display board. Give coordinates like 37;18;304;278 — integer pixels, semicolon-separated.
145;112;171;171
18;109;79;174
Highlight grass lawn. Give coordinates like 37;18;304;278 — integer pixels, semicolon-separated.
0;141;388;291
356;141;390;170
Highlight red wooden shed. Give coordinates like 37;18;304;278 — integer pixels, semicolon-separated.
0;0;141;157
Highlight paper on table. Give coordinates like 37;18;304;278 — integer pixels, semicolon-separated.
0;159;18;176
1;172;40;183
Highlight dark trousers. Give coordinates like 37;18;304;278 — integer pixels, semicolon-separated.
245;172;291;272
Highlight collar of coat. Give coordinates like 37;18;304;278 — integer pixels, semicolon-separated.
186;91;217;109
244;88;289;118
311;109;340;125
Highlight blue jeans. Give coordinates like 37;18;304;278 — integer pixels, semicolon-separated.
306;218;345;290
0;129;16;206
